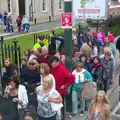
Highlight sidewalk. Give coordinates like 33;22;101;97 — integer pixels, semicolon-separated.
0;20;61;38
64;36;120;120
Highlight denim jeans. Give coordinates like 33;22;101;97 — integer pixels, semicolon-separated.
80;100;90;112
72;90;78;114
22;23;26;32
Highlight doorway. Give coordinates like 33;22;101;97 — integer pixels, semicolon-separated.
18;0;25;18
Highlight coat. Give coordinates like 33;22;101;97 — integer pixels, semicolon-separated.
6;85;28;109
88;100;111;120
0;95;15;120
17;85;28;109
50;63;75;95
80;43;92;58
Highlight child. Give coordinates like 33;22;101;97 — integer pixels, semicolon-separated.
24;112;33;120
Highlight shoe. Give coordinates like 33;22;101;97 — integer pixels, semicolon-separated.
80;111;84;116
69;113;77;118
85;107;88;111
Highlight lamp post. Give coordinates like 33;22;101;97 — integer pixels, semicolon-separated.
64;0;73;71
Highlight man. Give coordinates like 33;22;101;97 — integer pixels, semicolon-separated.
33;36;45;50
104;37;116;58
50;56;75;120
100;51;114;92
0;95;15;120
38;46;52;64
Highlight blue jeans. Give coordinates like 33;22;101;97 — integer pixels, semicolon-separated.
72;90;78;114
22;23;27;32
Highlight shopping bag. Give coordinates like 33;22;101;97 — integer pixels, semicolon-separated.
81;82;97;100
51;102;63;111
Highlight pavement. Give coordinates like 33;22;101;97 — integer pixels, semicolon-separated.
0;20;61;38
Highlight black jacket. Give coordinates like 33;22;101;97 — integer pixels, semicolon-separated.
0;95;15;120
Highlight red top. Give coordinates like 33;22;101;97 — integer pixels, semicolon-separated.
50;63;75;95
39;55;52;64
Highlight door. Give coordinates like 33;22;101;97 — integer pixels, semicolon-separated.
18;0;25;18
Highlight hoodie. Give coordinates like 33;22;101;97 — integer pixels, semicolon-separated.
50;63;75;95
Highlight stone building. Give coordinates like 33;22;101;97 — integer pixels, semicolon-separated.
0;0;64;23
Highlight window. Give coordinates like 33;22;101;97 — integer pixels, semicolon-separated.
42;0;47;12
59;0;63;10
31;0;35;12
7;0;12;13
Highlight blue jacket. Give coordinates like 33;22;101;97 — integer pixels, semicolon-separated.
20;67;40;84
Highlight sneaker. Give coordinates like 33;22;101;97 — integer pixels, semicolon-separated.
80;111;84;116
85;107;88;111
69;113;77;118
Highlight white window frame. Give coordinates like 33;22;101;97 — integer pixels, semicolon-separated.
59;0;63;10
7;0;12;14
42;0;47;12
31;0;35;12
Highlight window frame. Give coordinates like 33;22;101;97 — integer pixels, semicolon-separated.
42;0;47;12
59;0;63;10
7;0;12;14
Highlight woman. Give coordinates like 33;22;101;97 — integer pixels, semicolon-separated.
20;60;40;108
22;15;29;32
96;28;105;44
35;75;63;120
4;75;28;120
88;90;111;120
89;41;98;59
0;95;15;120
29;49;38;61
16;15;22;32
69;62;92;117
91;56;103;90
2;58;17;94
40;63;55;88
79;53;90;71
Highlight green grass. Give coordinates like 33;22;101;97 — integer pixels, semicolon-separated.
4;27;64;55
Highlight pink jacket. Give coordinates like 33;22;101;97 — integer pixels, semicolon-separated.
108;34;114;43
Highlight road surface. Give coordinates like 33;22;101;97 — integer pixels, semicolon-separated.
0;20;61;38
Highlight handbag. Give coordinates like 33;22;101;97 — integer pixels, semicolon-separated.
81;82;97;100
51;102;63;111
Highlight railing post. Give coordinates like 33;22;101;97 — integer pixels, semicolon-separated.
12;39;18;65
0;36;4;66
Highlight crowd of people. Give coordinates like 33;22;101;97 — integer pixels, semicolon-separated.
0;26;116;120
0;11;29;33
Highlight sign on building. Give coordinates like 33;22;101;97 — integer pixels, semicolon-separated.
29;5;33;21
61;13;72;28
73;0;109;20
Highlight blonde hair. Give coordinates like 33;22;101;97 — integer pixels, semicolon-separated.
93;90;110;105
43;75;53;89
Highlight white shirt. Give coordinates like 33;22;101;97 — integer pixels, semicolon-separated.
91;46;98;58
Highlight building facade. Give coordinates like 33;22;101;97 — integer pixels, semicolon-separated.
0;0;64;23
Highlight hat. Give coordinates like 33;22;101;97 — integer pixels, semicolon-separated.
39;36;44;40
49;56;59;63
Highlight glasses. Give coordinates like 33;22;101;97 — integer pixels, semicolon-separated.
29;63;35;65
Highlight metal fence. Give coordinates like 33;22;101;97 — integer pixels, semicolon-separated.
0;36;21;74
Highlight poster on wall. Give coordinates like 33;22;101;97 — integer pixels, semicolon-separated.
73;0;109;20
29;5;33;21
